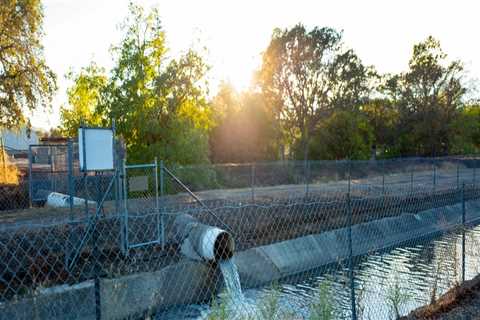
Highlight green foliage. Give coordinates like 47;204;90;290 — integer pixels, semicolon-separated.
361;99;398;158
309;111;374;160
0;0;57;129
56;16;478;164
381;36;466;157
258;24;371;160
257;285;281;319
450;104;480;154
60;3;212;166
167;164;220;193
209;82;279;163
99;3;211;165
308;282;334;320
59;63;107;137
206;294;230;320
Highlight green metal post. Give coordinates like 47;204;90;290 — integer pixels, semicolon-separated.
462;182;466;283
160;160;165;250
251;163;255;203
347;177;357;320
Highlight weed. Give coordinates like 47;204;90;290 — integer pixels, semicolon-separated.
257;283;282;319
386;273;411;319
206;292;230;320
308;281;334;320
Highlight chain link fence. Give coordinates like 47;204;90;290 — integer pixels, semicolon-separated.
1;153;480;319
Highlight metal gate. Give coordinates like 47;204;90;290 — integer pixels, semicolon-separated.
122;159;163;250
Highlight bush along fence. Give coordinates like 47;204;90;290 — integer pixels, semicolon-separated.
1;143;480;319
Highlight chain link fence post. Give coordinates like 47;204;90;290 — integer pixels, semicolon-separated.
382;159;385;195
154;158;161;250
121;158;128;254
160;160;165;250
457;162;460;189
28;145;33;208
93;191;102;320
66;140;74;269
347;159;357;320
410;164;414;193
433;158;437;192
49;145;54;192
305;160;310;198
461;181;466;283
251;162;255;203
473;161;477;186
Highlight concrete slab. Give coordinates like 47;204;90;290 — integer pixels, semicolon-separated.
257;235;325;277
101;259;216;320
234;248;281;287
0;280;95;320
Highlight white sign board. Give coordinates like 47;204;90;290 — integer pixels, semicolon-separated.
78;128;114;171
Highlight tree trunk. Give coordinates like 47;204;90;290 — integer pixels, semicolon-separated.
302;128;309;162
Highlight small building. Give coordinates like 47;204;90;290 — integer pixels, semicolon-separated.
1;126;39;158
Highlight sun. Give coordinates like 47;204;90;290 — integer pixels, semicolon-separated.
208;37;261;93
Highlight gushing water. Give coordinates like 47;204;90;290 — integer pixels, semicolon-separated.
219;259;244;301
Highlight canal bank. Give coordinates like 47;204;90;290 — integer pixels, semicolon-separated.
2;199;479;320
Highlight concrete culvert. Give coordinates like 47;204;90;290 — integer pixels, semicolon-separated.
173;214;235;262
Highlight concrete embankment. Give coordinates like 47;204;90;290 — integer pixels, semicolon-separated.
0;259;219;320
2;199;479;320
235;199;480;287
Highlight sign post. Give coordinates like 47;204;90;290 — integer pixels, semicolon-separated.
77;125;116;320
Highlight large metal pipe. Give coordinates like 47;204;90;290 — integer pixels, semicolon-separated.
173;214;235;262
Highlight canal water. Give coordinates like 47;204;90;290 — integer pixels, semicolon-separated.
161;223;480;319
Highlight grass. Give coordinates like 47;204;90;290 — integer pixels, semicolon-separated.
308;281;335;320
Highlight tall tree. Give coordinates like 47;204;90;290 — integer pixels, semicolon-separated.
361;99;399;158
257;24;371;160
209;83;278;163
0;0;56;128
382;36;466;156
450;104;480;154
309;110;374;160
96;3;212;164
59;63;107;137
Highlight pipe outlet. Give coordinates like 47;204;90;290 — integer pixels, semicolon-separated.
173;214;235;262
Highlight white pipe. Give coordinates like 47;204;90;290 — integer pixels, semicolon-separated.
46;192;97;208
174;214;235;262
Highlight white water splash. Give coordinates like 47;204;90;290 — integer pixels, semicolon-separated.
219;259;244;301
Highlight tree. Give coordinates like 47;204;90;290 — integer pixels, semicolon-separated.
450;104;480;154
59;63;107;137
96;3;212;165
257;24;371;160
309;111;374;160
0;0;56;128
209;83;278;163
361;99;399;158
382;36;466;156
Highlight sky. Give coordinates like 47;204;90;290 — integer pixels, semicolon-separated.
33;0;480;130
